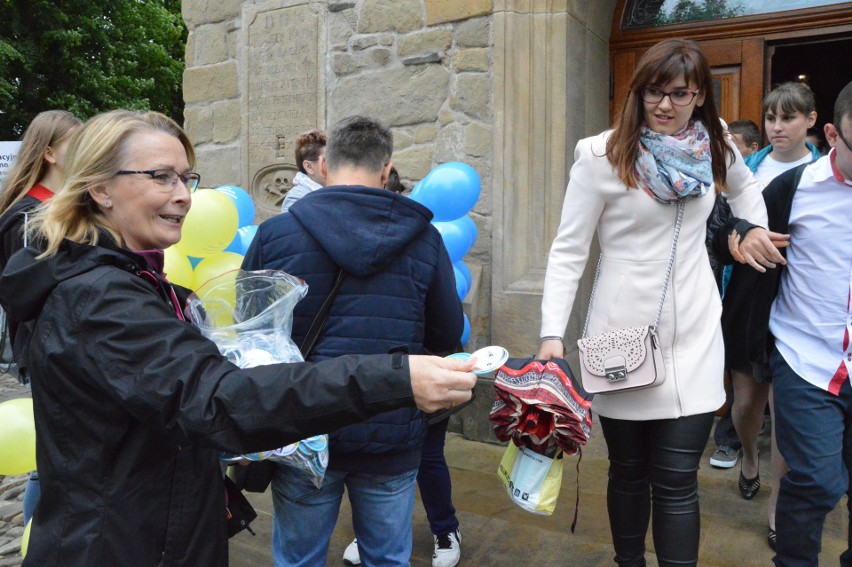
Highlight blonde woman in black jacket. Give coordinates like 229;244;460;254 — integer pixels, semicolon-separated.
0;110;476;567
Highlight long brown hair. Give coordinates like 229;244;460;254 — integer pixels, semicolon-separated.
606;38;734;192
0;110;82;216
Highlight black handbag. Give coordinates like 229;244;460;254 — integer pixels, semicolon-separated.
224;475;258;537
230;268;347;494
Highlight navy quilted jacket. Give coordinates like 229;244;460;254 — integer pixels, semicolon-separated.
242;185;463;473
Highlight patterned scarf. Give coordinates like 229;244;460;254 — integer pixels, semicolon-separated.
635;120;713;204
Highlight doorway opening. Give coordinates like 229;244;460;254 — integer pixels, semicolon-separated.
768;35;852;152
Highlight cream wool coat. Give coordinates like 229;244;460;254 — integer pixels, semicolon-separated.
540;130;768;420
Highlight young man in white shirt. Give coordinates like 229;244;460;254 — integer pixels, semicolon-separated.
759;81;852;567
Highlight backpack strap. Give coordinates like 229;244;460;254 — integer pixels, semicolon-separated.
299;268;346;359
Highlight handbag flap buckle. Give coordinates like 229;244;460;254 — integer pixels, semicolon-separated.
605;355;627;383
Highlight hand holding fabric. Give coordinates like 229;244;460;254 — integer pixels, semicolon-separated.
535;339;565;361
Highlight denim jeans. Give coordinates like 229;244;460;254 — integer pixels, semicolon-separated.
600;412;715;567
271;465;418;567
417;419;459;536
22;472;39;525
771;348;852;567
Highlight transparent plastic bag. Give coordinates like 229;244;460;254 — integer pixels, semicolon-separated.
187;269;329;488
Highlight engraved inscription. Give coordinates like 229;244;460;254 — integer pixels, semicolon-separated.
245;3;324;217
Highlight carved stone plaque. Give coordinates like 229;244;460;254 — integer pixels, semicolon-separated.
243;0;326;218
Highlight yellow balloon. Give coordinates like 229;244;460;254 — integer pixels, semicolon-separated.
0;398;36;476
175;189;239;258
21;519;31;557
163;246;193;289
191;253;244;327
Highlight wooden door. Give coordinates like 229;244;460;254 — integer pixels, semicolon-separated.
609;0;852;127
611;38;764;126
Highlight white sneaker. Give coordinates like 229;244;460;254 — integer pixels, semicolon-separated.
432;529;461;567
709;445;739;469
343;538;361;566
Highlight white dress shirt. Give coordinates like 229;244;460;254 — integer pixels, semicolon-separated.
770;150;852;394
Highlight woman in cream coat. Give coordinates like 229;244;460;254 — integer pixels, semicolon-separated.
536;39;784;567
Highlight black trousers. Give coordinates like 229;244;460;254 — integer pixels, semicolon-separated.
600;412;715;567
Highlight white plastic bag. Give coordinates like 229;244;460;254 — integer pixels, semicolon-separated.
187;269;329;488
497;442;563;515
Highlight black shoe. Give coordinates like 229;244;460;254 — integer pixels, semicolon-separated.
738;470;760;500
767;527;777;551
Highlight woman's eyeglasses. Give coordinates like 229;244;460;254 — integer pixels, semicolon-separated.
115;169;201;192
641;86;700;107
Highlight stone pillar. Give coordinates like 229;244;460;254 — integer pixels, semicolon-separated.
460;1;614;443
489;1;614;356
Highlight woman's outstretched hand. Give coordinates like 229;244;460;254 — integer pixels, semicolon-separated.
535;338;564;361
408;355;477;413
729;228;789;273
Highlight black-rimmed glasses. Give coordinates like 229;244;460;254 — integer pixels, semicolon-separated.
641;86;700;106
115;169;201;192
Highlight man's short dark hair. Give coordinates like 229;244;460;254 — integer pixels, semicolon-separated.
728;119;761;148
325;115;393;173
834;81;852;128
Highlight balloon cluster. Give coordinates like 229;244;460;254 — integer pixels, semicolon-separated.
164;186;258;292
409;162;480;347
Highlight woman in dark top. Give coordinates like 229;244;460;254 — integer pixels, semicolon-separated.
0;109;82;525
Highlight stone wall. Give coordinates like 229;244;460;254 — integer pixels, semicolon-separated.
183;0;496;350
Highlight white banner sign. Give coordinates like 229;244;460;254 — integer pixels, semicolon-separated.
0;141;22;185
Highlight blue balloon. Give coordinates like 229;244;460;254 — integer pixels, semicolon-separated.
453;260;472;290
215;185;256;228
456;215;478;249
453;264;470;301
433;218;473;262
411;162;480;222
461;314;471;347
224;225;258;255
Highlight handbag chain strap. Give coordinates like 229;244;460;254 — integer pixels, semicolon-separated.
582;199;685;338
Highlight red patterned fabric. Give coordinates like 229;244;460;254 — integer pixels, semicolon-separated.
490;358;593;456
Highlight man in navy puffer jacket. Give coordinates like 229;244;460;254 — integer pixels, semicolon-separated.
242;115;464;567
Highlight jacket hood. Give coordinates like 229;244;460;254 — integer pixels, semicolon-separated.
289;185;435;277
0;239;140;324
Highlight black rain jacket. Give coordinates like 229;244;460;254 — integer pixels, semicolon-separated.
0;235;416;566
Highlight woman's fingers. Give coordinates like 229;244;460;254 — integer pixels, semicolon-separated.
535;339;564;361
737;228;787;271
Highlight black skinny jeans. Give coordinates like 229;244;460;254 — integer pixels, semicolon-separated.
600;412;715;567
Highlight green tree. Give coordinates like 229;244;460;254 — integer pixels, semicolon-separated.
0;0;187;138
657;0;745;26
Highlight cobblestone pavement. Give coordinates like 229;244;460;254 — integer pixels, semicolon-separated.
0;368;30;567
